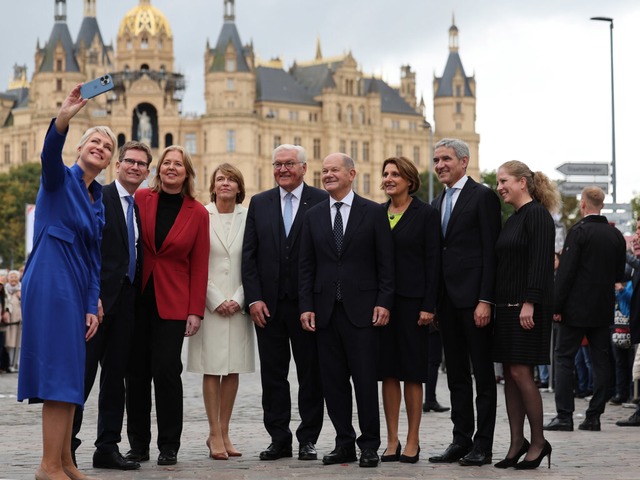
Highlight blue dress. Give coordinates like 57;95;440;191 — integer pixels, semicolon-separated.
18;119;104;406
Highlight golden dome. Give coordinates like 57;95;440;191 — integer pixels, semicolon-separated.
118;0;172;38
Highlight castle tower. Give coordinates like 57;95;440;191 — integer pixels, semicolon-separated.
75;0;113;81
433;17;480;179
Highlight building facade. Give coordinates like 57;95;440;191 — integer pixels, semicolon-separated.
0;0;479;202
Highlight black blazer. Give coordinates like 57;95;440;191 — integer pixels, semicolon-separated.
386;197;440;313
432;177;501;309
99;181;143;315
242;183;327;316
299;193;395;328
630;262;640;345
554;215;626;328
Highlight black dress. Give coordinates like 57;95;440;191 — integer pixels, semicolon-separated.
493;200;554;365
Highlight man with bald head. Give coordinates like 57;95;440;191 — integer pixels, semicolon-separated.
545;186;626;432
299;153;394;468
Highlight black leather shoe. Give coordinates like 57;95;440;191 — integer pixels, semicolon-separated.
259;443;292;461
543;416;573;431
459;448;492;466
298;442;317;460
322;446;357;465
93;450;141;470
157;450;177;466
422;400;450;413
578;417;601;431
428;443;470;463
616;412;640;426
359;448;380;467
124;449;150;462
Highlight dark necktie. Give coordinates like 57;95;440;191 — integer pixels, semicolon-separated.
125;196;136;281
334;202;344;300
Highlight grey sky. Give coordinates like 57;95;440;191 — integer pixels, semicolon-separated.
2;0;639;205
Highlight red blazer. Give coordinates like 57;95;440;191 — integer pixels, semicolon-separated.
135;188;210;321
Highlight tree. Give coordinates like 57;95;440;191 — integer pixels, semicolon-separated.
0;162;41;268
415;170;444;203
480;170;514;225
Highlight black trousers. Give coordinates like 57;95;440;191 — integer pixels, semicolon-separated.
425;328;443;403
553;324;611;420
126;292;186;454
438;294;496;452
255;297;323;445
72;281;135;454
316;302;380;451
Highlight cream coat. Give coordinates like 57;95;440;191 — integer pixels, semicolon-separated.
187;203;255;374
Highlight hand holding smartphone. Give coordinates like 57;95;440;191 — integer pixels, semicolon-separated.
80;74;114;99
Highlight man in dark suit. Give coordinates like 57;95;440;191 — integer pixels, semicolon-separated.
299;153;394;468
616;225;640;426
545;186;626;432
71;141;151;469
242;144;327;461
428;138;501;467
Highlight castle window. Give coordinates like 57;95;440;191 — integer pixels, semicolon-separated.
226;130;236;152
346;105;353;124
293;136;301;146
362;141;370;163
456;102;462;114
165;133;173;148
313;138;321;159
396;145;403;156
413;146;420;166
456;122;462;130
56;59;63;71
273;135;281;149
226;58;236;72
350;141;358;160
4;145;10;165
337;104;342;122
456;85;462;97
185;133;197;154
358;106;365;124
257;134;262;156
313;171;321;188
21;141;27;163
227;78;235;91
56;79;63;92
363;173;370;194
141;37;149;49
391;120;400;130
339;139;346;153
289;111;299;121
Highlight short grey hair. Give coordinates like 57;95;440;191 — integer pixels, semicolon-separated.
272;144;307;164
434;138;470;161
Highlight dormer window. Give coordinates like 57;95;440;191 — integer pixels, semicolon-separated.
141;37;149;49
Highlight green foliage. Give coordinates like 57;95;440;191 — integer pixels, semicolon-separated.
631;194;640;231
415;170;444;203
0;162;41;268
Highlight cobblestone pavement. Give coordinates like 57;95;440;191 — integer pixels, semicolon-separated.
1;345;638;480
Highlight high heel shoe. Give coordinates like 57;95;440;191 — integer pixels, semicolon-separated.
62;468;99;480
206;438;229;460
381;441;401;462
494;438;530;468
515;440;552;470
399;445;420;464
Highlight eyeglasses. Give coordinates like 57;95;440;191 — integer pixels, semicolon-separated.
272;161;300;170
122;158;149;169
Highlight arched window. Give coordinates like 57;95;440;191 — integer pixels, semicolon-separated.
165;133;173;148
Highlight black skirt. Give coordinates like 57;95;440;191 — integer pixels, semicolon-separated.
493;304;552;365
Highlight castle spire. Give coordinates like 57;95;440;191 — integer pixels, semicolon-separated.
54;0;67;22
449;13;459;53
224;0;235;22
315;35;323;60
84;0;96;17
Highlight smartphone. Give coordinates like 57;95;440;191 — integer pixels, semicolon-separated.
80;74;114;99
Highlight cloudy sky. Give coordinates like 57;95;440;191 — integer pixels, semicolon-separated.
2;0;639;204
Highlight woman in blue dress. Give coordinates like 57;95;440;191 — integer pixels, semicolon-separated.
18;85;116;480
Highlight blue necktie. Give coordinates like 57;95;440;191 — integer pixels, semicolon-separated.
283;192;293;237
442;188;455;235
125;196;136;281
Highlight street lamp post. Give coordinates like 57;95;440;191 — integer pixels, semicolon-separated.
590;16;616;204
424;120;434;202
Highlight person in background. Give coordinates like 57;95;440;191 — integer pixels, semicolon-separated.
125;145;209;467
610;280;634;405
4;270;21;373
378;156;439;464
188;163;254;460
0;282;9;373
545;186;626;433
71;141;152;471
18;84;115;480
492;161;558;470
423;327;450;413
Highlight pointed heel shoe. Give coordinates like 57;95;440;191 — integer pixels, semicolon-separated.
494;438;530;468
515;440;552;470
381;441;401;462
399;446;420;464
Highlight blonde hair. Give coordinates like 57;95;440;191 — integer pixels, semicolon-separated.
500;160;560;213
150;145;196;198
77;126;117;159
